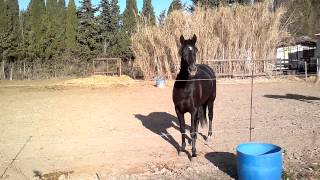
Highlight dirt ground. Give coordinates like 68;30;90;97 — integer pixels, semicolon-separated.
0;78;319;180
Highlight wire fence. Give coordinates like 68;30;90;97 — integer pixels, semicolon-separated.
1;58;319;80
0;125;317;168
0;60;319;178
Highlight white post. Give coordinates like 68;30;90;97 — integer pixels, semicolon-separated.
317;58;319;77
305;61;308;82
317;58;320;84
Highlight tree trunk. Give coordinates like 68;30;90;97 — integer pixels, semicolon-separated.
10;62;14;81
54;60;57;78
1;56;5;80
23;61;26;79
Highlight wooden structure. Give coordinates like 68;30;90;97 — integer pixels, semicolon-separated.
93;58;122;76
276;36;318;73
315;33;320;77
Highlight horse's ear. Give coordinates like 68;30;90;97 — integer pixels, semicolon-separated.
192;34;197;44
180;35;185;45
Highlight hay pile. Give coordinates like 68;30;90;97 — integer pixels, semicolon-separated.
59;75;135;87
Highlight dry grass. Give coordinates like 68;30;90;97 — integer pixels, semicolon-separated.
58;75;135;87
132;2;290;79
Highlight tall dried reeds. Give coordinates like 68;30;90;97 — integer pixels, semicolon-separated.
132;2;290;79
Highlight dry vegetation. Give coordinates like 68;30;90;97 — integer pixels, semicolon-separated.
57;75;135;87
132;2;290;79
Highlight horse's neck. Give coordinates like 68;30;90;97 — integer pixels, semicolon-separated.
177;60;190;80
177;69;189;80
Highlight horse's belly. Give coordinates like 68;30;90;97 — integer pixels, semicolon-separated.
195;84;213;106
175;101;195;113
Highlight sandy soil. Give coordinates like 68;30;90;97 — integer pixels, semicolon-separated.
0;78;319;179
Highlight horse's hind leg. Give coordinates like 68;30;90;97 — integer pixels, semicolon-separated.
207;98;215;141
191;109;199;158
175;108;186;154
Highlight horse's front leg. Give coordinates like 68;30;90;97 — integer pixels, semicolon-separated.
175;107;186;154
190;109;199;158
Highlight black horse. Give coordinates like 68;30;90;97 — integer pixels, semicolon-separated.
173;34;216;158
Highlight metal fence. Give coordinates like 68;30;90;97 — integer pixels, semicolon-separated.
203;59;280;78
1;58;319;80
204;59;320;79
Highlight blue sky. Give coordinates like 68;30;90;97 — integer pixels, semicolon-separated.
18;0;192;17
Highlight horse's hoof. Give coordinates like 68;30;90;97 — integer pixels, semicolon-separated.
179;147;186;156
208;132;213;137
188;139;192;145
191;155;197;162
178;150;185;156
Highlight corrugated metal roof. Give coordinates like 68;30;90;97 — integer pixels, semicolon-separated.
295;36;317;43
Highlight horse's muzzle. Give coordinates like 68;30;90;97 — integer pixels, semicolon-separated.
188;65;197;76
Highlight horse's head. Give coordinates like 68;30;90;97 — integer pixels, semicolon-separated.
179;34;198;77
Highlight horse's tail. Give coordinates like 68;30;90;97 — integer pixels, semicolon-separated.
197;106;207;128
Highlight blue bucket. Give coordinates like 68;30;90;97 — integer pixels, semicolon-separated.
156;79;165;88
237;143;282;180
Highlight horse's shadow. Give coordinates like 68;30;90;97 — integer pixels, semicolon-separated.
264;94;320;105
205;152;237;179
134;112;191;154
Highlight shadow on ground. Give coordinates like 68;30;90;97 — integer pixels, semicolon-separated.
264;94;320;105
134;112;191;154
205;152;237;179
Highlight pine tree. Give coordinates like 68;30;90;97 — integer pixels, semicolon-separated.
78;0;100;58
168;0;183;15
4;0;20;57
66;0;77;50
58;0;66;7
99;0;122;55
0;0;21;80
29;0;46;43
110;0;132;59
99;0;112;28
0;0;8;79
158;10;166;26
110;0;120;31
56;0;67;55
45;0;59;59
141;0;156;25
47;0;58;16
0;0;8;33
99;0;112;53
192;0;217;8
0;0;8;52
123;0;138;35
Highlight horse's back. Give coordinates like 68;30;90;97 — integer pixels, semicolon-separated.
197;64;216;99
197;64;215;79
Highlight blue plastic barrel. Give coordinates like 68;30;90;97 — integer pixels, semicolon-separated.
237;143;282;180
156;79;165;88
